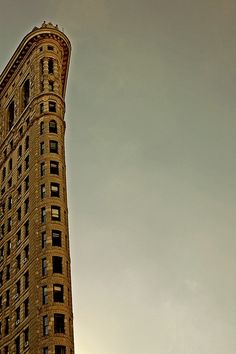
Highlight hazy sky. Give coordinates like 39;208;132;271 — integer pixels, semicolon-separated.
1;1;236;353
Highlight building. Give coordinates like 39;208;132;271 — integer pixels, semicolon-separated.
0;23;74;354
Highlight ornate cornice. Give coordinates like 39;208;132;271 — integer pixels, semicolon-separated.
0;22;71;97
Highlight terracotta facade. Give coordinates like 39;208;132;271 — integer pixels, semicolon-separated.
0;23;74;354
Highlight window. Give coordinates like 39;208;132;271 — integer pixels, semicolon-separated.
6;240;11;256
55;346;66;354
43;315;49;335
17;207;21;221
15;335;20;354
24;327;29;347
42;258;47;276
49;101;56;112
53;284;64;302
17;229;21;243
24;298;29;318
25;135;29;150
43;348;49;354
17;185;22;199
8;196;12;210
18;145;22;158
52;230;62;247
51;206;61;221
8;158;12;171
49;80;54;91
40;121;44;134
4;346;9;354
53;256;62;274
48;45;54;51
48;58;54;73
40;59;44;75
49;120;57;133
15;306;20;324
0;271;3;287
54;314;65;333
41;184;46;199
16;280;21;295
16;254;21;270
50;161;59;175
24;244;29;260
25;155;29;169
7;218;12;232
25;176;29;191
18;165;22;178
42;231;46;248
40;142;45;155
19;127;23;136
40;103;44;114
8;101;14;130
26;117;29;125
42;286;48;304
6;289;10;307
24;220;29;236
8;178;12;188
51;183;60;197
25;197;29;214
41;207;46;223
49;140;58;153
24;270;29;289
2;167;6;181
40;162;45;176
4;317;9;335
23;79;30;108
6;264;10;280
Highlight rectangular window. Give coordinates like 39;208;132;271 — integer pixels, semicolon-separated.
4;317;9;335
25;155;29;169
16;280;21;295
41;184;46;199
53;284;64;302
15;335;20;354
18;145;22;158
17;185;22;199
24;298;29;318
53;256;62;274
43;348;49;354
50;161;59;175
41;207;46;223
8;196;13;210
6;240;11;256
18;165;22;178
16;254;21;270
52;230;62;247
15;306;20;323
54;314;65;333
42;286;48;304
40;142;45;155
51;182;60;197
42;231;46;248
24;327;29;347
25;135;29;150
8;178;12;188
4;346;9;354
40;162;45;176
24;270;29;289
6;264;10;280
24;220;29;236
17;207;21;221
49;140;58;153
42;258;47;276
49;101;56;112
25;197;29;214
43;315;49;335
24;244;29;260
40;103;44;114
49;80;54;91
7;218;12;232
51;206;61;221
55;346;66;354
25;176;29;191
6;289;10;307
23;79;30;108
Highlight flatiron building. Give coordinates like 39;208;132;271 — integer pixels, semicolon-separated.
0;23;74;354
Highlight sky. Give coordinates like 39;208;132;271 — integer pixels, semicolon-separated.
0;0;236;353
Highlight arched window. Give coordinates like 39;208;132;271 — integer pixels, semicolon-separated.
49;120;57;133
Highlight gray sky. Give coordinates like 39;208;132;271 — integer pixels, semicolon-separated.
1;0;236;353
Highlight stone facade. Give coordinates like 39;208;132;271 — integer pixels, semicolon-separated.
0;23;74;354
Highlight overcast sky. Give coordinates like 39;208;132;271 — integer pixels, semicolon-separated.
0;1;236;353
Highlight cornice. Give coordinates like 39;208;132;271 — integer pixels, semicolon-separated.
0;23;71;98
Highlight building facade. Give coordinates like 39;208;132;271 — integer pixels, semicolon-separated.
0;23;74;354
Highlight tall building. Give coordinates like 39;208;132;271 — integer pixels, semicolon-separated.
0;23;74;354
